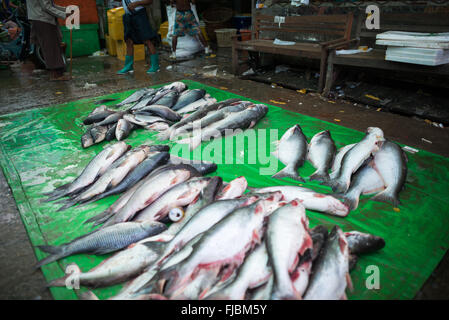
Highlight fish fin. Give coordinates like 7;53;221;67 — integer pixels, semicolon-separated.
89;247;115;256
42;188;71;203
79;290;100;300
57;198;79;212
346;273;354;292
341;194;359;212
272;167;305;183
370;191;400;207
308;171;330;183
84;209;113;225
35;246;66;269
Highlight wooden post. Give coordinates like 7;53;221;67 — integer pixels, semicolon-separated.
70;28;73;78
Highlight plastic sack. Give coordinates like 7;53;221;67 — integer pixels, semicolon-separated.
165;5;204;58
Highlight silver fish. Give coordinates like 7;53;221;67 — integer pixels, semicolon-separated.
117;88;156;107
116;119;136;141
102;164;200;227
216;176;248;200
267;200;312;300
176;97;217;114
47;241;165;288
253;185;349;217
81;130;94;148
304;226;352;300
44;142;130;201
307;130;336;182
370;140;408;207
179;104;268;150
137;105;181;122
206;242;272;300
90;125;108;144
272;124;308;182
35;221;167;269
159;193;284;297
172;89;206;111
327;127;385;193
133;177;212;222
157;98;241;141
58;146;150;210
340;164;385;211
329;144;356;180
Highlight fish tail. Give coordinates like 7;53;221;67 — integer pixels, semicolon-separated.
370;191;400;207
79;290;100;300
309;170;330;183
272;167;305;183
57;198;79;212
42;189;70;203
35;245;66;269
327;178;348;193
342;194;360;212
84;209;113;225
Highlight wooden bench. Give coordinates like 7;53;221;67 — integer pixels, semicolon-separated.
323;12;449;96
232;13;354;92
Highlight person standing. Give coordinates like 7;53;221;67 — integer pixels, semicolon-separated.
117;0;159;74
26;0;71;81
169;0;211;60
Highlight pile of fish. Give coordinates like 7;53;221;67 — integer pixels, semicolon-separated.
39;182;385;300
272;125;408;210
81;81;217;148
81;82;269;151
36;140;387;300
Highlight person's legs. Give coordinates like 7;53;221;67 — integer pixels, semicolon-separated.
196;32;211;55
145;39;159;73
31;20;69;80
170;11;185;60
170;35;178;59
118;14;135;74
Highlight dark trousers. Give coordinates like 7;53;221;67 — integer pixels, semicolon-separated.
30;20;65;71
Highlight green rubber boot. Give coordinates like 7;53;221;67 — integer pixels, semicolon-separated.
147;54;160;74
117;55;134;74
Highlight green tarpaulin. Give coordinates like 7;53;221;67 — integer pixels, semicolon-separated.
0;80;448;300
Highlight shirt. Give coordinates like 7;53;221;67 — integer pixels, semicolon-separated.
122;0;145;15
27;0;66;25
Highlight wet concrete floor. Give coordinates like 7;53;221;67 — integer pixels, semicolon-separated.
0;47;448;299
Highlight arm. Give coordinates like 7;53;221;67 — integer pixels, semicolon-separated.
38;0;66;19
127;0;153;10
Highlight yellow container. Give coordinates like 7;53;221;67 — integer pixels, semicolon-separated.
116;39;145;61
105;34;117;56
107;7;125;40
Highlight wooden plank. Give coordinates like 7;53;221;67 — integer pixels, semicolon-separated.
255;14;350;24
258;27;345;36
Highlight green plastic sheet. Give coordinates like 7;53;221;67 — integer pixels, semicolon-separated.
0;79;448;300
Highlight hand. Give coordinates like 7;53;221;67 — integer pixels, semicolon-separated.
128;3;138;11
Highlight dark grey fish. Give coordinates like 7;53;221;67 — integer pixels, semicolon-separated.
137;105;181;122
35;221;167;269
172;89;206;111
90;125;108;144
179;104;269;150
83;110;115;125
94;112;124;127
95;98;117;105
106;123;118;141
116;119;136;141
81;130;94;148
152;90;179;108
157;98;242;141
169;155;217;176
117;88;156;107
345;231;386;255
309;225;329;261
